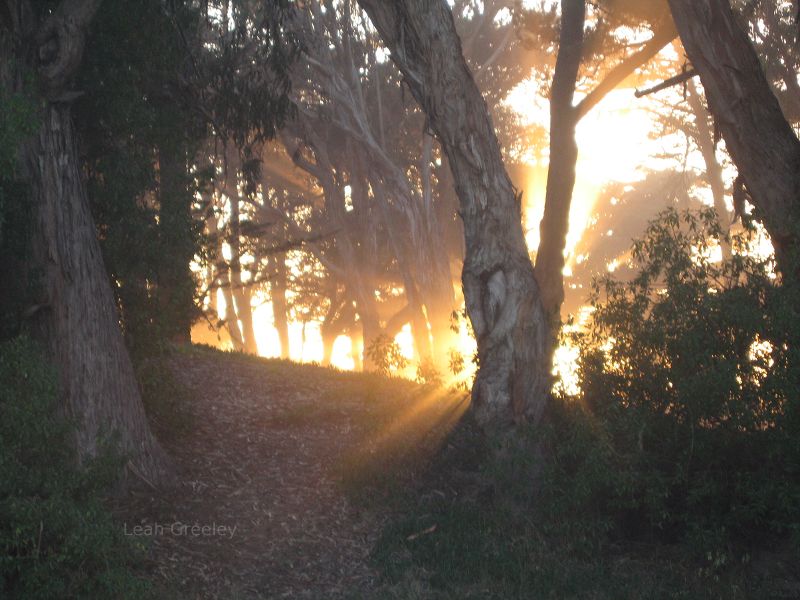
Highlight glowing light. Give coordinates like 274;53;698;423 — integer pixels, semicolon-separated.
553;342;580;396
508;84;663;272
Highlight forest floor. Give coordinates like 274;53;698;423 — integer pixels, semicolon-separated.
113;345;468;599
111;345;800;600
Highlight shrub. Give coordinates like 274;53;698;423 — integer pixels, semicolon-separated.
365;333;409;376
0;336;150;599
541;208;800;556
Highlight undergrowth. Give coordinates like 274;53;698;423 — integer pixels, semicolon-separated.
0;336;152;599
354;209;800;599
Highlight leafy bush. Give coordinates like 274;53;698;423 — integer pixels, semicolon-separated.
366;333;409;376
0;336;150;599
541;208;800;556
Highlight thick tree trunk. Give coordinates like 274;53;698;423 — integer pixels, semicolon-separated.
24;104;168;480
668;0;800;277
358;0;550;427
535;0;585;320
7;0;168;483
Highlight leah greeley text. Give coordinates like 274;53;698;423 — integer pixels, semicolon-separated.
124;522;238;539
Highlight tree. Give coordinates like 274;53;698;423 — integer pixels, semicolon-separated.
529;0;677;319
2;0;168;479
357;0;550;428
667;0;800;279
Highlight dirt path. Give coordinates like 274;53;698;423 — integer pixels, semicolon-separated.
116;349;421;599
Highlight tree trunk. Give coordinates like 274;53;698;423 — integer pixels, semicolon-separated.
534;0;585;320
24;103;168;481
357;0;550;428
228;186;259;355
685;78;731;259
668;0;800;277
269;252;291;359
535;6;676;320
8;0;168;483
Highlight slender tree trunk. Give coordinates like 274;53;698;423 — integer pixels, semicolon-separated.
321;329;336;366
351;329;363;371
535;0;585;320
358;0;550;427
24;103;168;480
269;252;290;359
208;214;245;350
668;0;800;278
685;78;731;259
228;189;259;355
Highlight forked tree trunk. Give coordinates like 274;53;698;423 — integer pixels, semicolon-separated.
535;5;676;319
534;0;584;320
358;0;550;427
668;0;800;278
24;104;168;480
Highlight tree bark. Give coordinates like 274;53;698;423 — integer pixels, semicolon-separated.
534;0;585;319
357;0;550;428
24;103;168;480
9;0;169;482
668;0;800;277
269;252;291;359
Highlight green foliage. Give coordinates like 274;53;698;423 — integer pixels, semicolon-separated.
363;209;800;598
0;80;38;340
74;0;205;353
0;83;37;177
541;208;800;556
366;334;409;376
0;336;150;599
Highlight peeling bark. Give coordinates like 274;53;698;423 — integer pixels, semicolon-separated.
357;0;550;427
